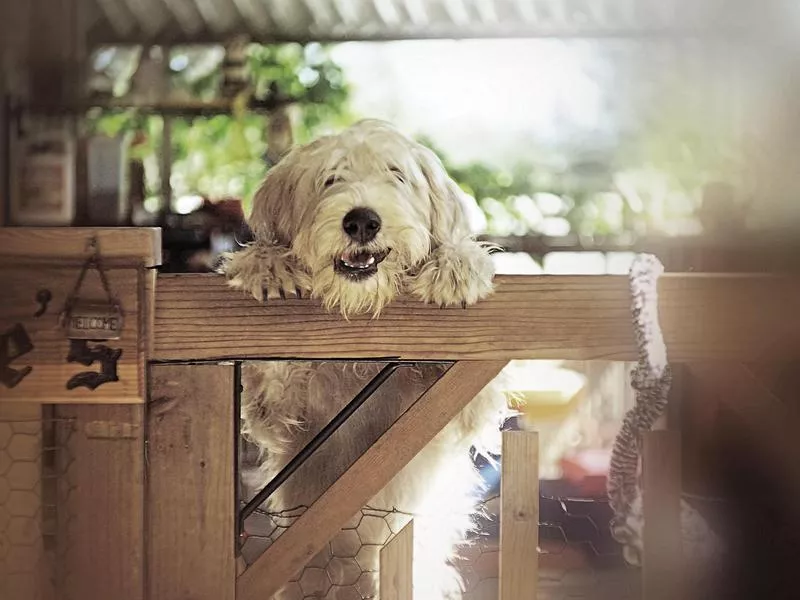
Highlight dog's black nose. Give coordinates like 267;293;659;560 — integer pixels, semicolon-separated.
342;207;381;243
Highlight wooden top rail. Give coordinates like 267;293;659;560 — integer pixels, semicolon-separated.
0;227;162;267
153;273;800;363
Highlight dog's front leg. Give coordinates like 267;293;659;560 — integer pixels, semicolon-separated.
221;241;311;302
408;239;495;308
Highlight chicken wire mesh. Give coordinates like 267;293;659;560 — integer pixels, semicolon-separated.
0;406;75;600
238;490;640;600
456;494;639;600
234;357;643;600
240;504;412;600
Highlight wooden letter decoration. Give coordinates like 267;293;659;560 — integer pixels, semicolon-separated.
0;323;35;388
34;289;53;318
0;265;143;403
66;340;123;391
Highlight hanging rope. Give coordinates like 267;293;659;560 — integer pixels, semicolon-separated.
607;254;723;569
607;253;672;564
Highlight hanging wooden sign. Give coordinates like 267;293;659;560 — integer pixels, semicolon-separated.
64;302;124;340
60;237;125;341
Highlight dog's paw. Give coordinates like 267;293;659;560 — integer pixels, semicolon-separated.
408;239;495;308
220;242;311;302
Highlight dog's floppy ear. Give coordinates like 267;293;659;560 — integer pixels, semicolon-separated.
414;145;473;246
248;154;298;245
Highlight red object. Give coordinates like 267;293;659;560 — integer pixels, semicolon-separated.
560;448;611;496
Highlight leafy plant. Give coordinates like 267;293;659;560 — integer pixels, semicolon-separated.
87;42;353;208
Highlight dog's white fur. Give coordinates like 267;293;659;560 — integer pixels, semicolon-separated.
224;120;511;599
225;119;495;315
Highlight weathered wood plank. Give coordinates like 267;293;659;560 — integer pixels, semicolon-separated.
380;521;414;600
54;404;145;600
499;431;539;600
236;360;507;600
642;430;682;600
153;273;800;362
0;266;143;403
0;227;161;267
147;363;236;600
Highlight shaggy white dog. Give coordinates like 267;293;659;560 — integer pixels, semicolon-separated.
224;120;512;599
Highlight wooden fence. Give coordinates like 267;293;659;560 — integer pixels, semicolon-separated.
0;227;797;600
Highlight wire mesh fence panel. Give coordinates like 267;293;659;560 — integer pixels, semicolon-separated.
241;504;414;600
0;404;73;600
236;359;645;600
456;495;641;600
1;403;147;600
239;495;641;600
237;360;452;599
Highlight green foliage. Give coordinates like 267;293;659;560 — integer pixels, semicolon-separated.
245;43;354;142
88;42;720;238
417;135;619;237
612;72;747;220
87;42;353;207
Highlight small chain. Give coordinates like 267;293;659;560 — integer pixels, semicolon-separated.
60;237;123;324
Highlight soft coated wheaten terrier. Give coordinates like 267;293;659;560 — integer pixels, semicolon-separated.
224;120;512;599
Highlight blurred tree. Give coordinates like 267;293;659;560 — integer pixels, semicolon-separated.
88;42;353;210
417;135;618;237
90;43;676;236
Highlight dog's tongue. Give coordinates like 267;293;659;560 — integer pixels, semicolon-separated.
341;252;375;269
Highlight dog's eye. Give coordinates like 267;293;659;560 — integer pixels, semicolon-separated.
390;167;406;184
323;175;340;188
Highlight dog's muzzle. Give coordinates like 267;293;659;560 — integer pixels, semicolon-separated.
334;248;391;280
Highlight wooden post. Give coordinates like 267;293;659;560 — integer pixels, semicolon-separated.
499;430;539;600
0;227;160;600
380;520;414;600
158;115;172;225
147;363;236;600
54;404;146;599
643;430;682;600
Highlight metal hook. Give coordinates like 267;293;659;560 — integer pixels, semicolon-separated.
86;236;99;254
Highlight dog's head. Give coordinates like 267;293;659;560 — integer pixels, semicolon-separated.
247;119;474;315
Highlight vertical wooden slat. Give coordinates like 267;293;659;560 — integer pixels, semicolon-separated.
665;363;687;431
0;93;8;227
380;520;414;600
643;430;682;600
147;363;236;600
158;116;172;223
499;430;539;600
55;404;145;600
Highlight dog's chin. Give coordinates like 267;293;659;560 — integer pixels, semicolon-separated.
309;251;403;318
333;248;391;282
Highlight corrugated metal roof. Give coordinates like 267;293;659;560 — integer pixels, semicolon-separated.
86;0;776;45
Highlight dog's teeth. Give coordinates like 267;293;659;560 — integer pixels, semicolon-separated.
341;254;376;269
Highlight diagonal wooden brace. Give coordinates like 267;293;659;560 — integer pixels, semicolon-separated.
236;360;508;600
